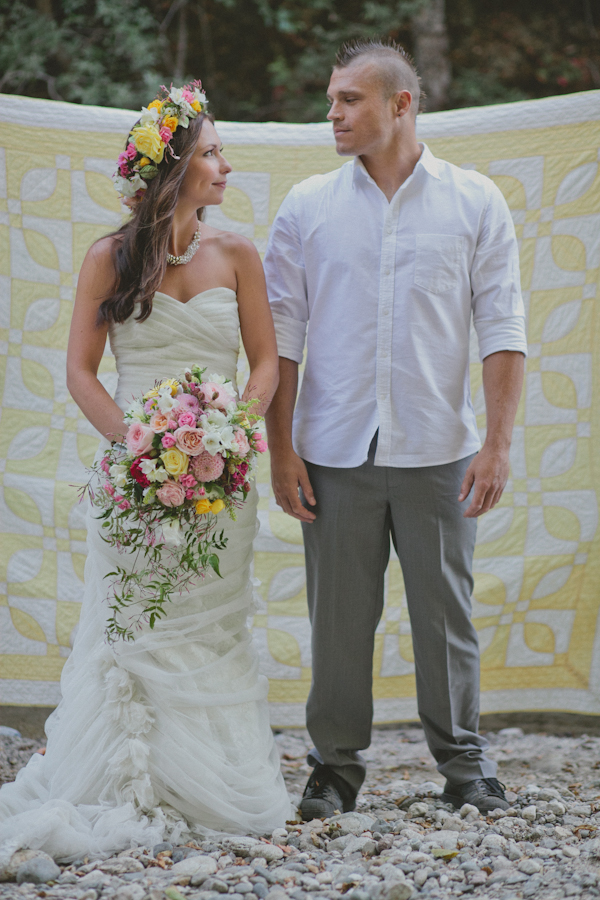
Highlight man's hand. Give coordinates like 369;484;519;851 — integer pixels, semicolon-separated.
459;444;510;518
271;447;317;523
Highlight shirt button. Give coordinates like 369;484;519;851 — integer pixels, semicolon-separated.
384;268;390;276
386;227;393;234
383;308;390;316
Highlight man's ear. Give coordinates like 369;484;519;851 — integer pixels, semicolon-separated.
395;90;413;117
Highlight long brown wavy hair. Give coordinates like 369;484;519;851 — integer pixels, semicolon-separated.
98;112;210;325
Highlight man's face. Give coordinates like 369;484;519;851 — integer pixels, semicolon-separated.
326;61;401;157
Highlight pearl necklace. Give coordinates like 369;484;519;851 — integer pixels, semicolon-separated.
167;222;201;266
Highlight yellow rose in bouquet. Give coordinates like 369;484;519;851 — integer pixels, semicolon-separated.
161;448;189;476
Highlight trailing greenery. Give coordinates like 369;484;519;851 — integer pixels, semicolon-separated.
1;0;598;118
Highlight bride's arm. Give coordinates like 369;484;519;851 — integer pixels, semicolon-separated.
234;238;279;416
66;238;128;442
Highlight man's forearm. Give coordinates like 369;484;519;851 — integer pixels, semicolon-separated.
481;349;525;450
265;357;299;454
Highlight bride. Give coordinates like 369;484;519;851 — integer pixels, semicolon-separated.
0;82;291;862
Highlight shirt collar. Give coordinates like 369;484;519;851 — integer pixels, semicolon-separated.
352;142;440;186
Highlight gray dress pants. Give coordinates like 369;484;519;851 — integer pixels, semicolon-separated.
301;437;496;795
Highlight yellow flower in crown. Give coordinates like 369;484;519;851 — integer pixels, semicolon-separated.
161;448;189;477
162;115;179;132
112;79;208;200
131;124;165;164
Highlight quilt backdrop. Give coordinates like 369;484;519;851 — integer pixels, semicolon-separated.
0;90;599;726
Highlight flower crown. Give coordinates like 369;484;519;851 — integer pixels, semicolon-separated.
112;80;208;200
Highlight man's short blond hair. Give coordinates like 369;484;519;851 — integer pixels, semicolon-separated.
334;39;423;116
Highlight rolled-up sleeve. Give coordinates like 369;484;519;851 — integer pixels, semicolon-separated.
471;181;528;362
263;188;308;364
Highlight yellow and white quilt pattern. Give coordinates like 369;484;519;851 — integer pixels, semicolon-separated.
0;91;598;725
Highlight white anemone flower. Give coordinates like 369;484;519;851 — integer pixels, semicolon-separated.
112;173;147;198
218;425;236;451
203;409;228;428
109;464;128;488
139;106;160;126
202;431;223;456
157;390;179;415
126;399;146;422
161;519;183;547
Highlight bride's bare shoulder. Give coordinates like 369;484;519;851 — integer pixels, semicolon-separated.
78;233;122;298
202;223;260;262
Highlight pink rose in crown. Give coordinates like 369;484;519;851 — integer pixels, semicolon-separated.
177;410;197;428
174;426;205;456
200;382;236;410
233;428;250;457
125;142;137;160
156;480;185;507
191;450;225;482
159;126;173;144
162;432;176;449
126;422;155;456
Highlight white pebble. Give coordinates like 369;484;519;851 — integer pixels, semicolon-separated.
518;859;542;875
562;846;580;858
459;804;479;819
522;805;537;822
549;799;566;816
407;802;428;818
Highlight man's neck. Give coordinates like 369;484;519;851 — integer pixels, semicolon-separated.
359;136;423;202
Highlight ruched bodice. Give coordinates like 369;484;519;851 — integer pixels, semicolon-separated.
110;288;240;412
0;287;291;861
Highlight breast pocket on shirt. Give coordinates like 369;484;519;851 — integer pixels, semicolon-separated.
414;234;465;294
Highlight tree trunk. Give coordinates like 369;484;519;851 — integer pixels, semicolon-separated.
174;0;188;84
411;0;451;112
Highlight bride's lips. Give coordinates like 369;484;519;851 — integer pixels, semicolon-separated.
214;181;227;189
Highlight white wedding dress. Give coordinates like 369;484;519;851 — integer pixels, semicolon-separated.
0;289;292;862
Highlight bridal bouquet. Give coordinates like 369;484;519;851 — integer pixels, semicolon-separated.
85;365;267;642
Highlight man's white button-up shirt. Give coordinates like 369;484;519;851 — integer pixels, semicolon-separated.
264;144;527;469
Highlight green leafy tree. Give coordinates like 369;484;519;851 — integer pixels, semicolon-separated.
0;0;165;108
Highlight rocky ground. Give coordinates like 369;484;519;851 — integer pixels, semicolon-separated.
2;725;600;900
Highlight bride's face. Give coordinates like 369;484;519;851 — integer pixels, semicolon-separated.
180;120;231;208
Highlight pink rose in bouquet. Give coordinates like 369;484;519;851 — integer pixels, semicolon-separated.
162;432;176;448
156;480;186;507
150;411;169;433
177;393;200;413
200;382;235;410
174;426;205;456
233;428;250;457
126;422;154;456
177;410;197;428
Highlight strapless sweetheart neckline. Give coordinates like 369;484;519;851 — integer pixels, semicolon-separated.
154;287;237;306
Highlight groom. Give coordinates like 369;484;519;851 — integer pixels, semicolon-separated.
263;39;526;819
